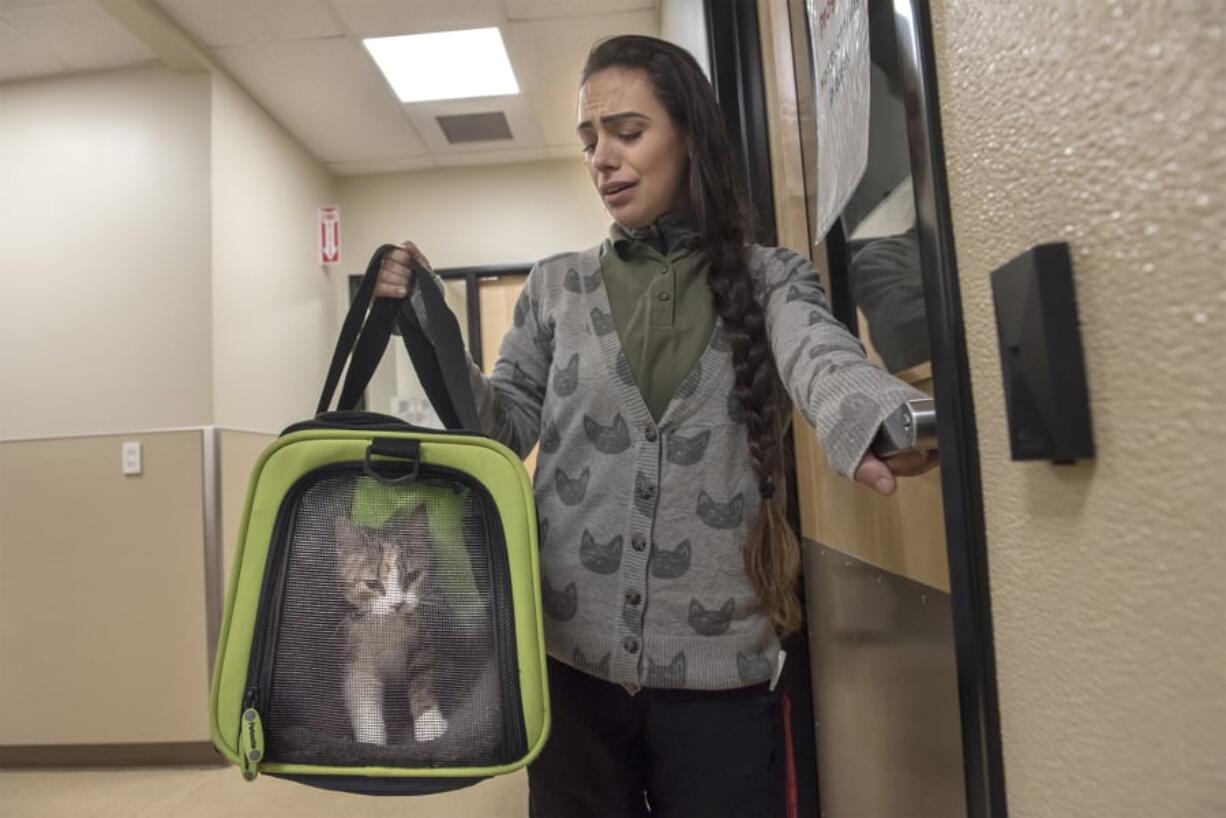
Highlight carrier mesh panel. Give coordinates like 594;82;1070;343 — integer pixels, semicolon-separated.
258;468;520;768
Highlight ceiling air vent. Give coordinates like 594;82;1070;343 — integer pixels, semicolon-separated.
436;112;513;144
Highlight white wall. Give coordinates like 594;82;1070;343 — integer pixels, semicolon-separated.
661;0;710;78
210;73;338;432
337;159;611;413
0;66;213;438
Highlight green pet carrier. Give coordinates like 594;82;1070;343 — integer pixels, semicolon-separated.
209;246;549;794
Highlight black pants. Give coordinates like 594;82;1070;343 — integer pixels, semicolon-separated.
528;658;783;818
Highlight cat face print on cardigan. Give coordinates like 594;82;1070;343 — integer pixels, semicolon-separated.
564;267;603;294
552;353;580;397
688;598;735;636
590;307;617;337
665;430;710;466
696;490;745;529
650;539;691;579
583;413;631;454
540;420;562;453
579;530;623;574
645;651;687;687
572;647;611;678
542;576;578;621
827;393;880;450
737;651;774;685
555;466;590;506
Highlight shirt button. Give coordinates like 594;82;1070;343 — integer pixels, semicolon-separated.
625;590;642;606
631;535;647;552
623;637;640;654
657;292;670;302
645;427;658;442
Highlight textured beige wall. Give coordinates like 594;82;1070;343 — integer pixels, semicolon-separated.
211;73;339;432
0;66;213;438
931;2;1226;815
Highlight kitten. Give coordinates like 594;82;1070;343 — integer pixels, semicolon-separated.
335;506;448;745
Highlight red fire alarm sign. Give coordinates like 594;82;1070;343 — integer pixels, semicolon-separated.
319;206;340;265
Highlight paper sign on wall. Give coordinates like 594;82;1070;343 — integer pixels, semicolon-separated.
807;0;871;242
319;206;341;265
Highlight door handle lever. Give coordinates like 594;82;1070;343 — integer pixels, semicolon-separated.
872;398;938;458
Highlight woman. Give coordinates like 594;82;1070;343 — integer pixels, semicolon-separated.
377;35;934;818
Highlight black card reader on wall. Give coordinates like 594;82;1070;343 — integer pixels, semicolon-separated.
990;242;1095;463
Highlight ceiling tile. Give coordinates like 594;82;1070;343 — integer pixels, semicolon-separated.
504;0;656;21
505;9;659;147
156;0;345;48
214;37;429;164
0;17;68;81
4;1;154;71
326;0;504;37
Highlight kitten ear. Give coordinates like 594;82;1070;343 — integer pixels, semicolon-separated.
406;501;430;532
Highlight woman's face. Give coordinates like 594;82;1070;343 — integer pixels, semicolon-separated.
577;67;688;230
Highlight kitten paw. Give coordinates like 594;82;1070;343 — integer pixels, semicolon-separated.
413;707;448;743
353;722;387;745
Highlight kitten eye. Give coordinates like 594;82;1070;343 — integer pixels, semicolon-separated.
404;569;422;585
364;579;383;592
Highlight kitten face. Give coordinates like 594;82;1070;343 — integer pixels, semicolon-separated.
336;514;429;619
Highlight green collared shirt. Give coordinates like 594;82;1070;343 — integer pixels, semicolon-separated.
600;213;715;421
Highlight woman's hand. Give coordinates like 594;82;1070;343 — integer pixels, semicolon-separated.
854;449;938;496
375;241;432;300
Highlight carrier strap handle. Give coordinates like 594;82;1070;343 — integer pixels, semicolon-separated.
317;244;482;433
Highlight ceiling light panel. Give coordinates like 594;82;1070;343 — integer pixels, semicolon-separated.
214;37;429;163
364;27;519;103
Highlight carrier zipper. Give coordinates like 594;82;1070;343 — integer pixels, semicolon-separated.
238;706;265;781
240;459;528;764
477;487;528;759
242;463;350;722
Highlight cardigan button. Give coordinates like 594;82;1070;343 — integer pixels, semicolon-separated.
638;484;655;501
645;427;658;442
625;590;642;606
623;637;640;654
631;535;647;552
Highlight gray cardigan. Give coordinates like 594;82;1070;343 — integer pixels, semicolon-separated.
415;243;923;690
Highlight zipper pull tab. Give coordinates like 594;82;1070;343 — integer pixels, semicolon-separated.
238;707;264;782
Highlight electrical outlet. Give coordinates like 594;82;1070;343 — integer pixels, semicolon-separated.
122;441;142;476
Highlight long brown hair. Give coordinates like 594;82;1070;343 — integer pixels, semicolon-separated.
582;35;802;634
